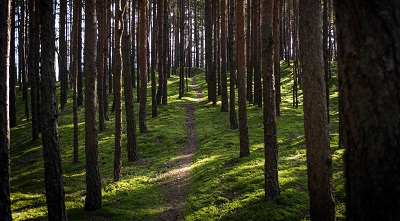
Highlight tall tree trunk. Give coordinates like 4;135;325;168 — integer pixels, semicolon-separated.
323;0;329;123
246;0;253;103
9;0;16;128
138;0;147;133
39;0;68;219
97;0;106;132
336;1;400;219
60;0;67;110
205;0;215;104
29;0;39;140
122;0;138;162
84;0;102;211
179;0;185;99
237;0;250;157
228;0;238;130
20;0;29;119
131;0;137;89
113;0;123;182
77;1;83;107
261;0;280;201
0;0;12;219
299;0;335;219
194;0;199;68
273;0;281;117
253;0;262;107
72;0;80;163
162;0;168;105
220;0;228;112
151;0;158;117
156;0;164;105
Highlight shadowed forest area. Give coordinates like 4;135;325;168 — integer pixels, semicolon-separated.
1;0;399;221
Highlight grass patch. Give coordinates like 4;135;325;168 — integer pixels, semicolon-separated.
10;62;344;220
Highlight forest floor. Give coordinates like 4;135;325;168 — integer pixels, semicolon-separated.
158;79;203;221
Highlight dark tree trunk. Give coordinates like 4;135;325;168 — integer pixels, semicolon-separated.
336;1;400;220
29;0;39;141
113;0;123;182
138;0;147;133
273;0;281;117
228;0;238;130
131;0;137;89
151;0;158;117
39;0;68;219
220;0;228;112
72;0;80;163
179;0;185;99
0;0;12;219
60;0;68;111
261;0;280;201
299;0;335;220
20;0;29;120
246;0;252;103
162;0;168;105
77;1;83;107
156;0;164;105
122;0;138;162
9;0;16;128
237;0;250;157
205;0;215;104
323;0;329;123
84;0;102;211
97;0;106;132
252;0;262;107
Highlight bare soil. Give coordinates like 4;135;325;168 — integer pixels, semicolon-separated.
159;78;203;221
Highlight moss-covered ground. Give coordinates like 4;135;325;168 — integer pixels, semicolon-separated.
10;62;344;220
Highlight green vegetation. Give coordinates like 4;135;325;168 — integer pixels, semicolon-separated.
10;62;344;220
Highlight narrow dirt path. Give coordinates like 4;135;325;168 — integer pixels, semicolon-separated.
159;78;203;221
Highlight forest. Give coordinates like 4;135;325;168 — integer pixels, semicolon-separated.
0;0;399;220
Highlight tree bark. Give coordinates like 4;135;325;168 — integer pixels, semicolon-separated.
138;0;147;133
39;0;68;219
60;0;67;110
237;0;250;157
205;0;215;104
84;0;102;211
97;0;106;132
72;0;81;163
29;0;39;141
113;0;123;182
261;0;280;201
220;0;228;112
0;0;12;219
336;1;400;220
299;0;335;219
228;0;238;130
9;0;16;128
273;0;281;117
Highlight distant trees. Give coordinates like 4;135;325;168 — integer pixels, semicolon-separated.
39;0;68;219
336;0;400;219
0;0;12;220
299;0;335;220
84;0;102;211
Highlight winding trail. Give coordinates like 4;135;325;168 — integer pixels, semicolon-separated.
159;78;203;221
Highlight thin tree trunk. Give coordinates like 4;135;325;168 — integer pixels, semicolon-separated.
21;0;29;119
237;0;250;157
72;0;80;164
205;0;215;104
60;0;68;110
151;0;158;117
139;0;147;133
228;0;238;130
9;0;16;128
253;0;262;107
113;0;123;182
97;0;106;132
84;0;102;211
39;0;68;218
299;0;335;219
220;0;228;112
246;0;253;103
0;0;12;219
77;0;83;107
273;0;281;117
